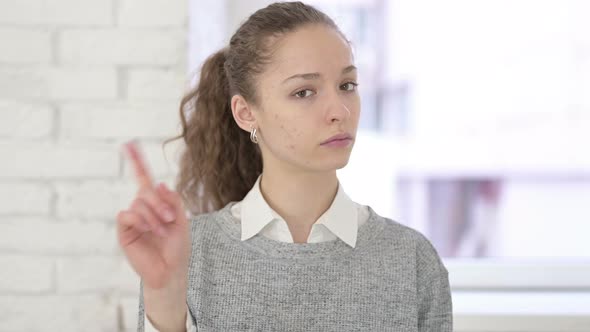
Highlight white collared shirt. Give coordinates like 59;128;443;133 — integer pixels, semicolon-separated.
237;174;368;247
145;174;370;331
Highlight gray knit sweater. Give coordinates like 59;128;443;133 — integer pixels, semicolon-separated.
137;201;453;331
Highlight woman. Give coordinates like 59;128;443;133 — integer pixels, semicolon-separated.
118;2;453;331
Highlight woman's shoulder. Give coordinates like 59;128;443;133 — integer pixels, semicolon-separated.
188;207;225;228
370;208;446;271
367;207;424;243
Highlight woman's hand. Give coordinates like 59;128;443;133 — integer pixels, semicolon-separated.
117;140;191;290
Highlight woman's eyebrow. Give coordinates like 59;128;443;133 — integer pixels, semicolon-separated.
281;65;357;84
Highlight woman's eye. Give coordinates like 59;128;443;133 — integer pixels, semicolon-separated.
294;89;314;98
341;82;359;91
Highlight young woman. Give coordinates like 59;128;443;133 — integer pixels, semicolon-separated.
118;2;453;331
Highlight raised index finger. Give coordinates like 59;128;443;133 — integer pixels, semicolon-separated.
123;140;153;189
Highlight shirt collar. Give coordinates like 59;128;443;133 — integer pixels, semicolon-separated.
240;174;359;247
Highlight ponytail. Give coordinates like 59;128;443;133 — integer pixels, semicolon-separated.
163;48;262;215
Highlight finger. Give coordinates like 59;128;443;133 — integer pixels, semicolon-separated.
138;187;176;223
157;182;186;221
123;140;154;189
131;197;168;237
116;210;152;247
117;209;151;232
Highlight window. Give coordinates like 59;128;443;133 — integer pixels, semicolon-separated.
312;0;590;290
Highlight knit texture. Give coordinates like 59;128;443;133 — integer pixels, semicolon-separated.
137;201;453;331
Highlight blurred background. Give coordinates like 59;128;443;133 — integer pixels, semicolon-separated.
0;0;589;331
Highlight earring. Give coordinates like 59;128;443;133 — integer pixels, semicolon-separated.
250;125;259;144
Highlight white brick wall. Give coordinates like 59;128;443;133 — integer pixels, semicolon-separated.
118;0;188;27
128;69;187;100
0;182;52;215
0;0;113;26
0;101;54;138
0;255;53;293
0;28;52;64
0;67;118;100
58;29;186;66
0;295;120;331
0;0;188;330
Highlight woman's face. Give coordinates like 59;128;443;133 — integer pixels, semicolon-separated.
248;24;361;173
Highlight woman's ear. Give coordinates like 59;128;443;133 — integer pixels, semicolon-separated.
231;94;257;132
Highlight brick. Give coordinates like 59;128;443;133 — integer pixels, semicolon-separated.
56;256;139;294
55;177;176;219
0;182;52;215
0;217;118;255
0;295;118;331
44;0;114;26
47;67;118;100
0;66;117;101
0;142;119;178
55;180;135;219
0;101;53;139
59;29;186;66
59;102;180;139
0;28;51;64
128;68;188;100
0;255;53;293
0;0;113;26
0;0;44;25
118;0;187;27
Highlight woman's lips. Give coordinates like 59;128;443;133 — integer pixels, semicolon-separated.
320;138;352;147
321;133;352;144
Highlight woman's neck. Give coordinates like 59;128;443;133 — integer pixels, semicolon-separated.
259;170;339;240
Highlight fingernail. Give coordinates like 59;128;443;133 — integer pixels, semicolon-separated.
162;209;175;222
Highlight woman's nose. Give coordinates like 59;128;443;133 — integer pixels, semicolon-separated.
326;94;351;122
